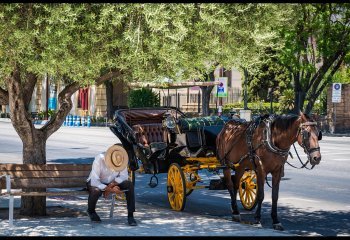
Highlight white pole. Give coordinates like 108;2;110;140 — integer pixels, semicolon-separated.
9;195;14;227
6;175;14;227
109;194;116;218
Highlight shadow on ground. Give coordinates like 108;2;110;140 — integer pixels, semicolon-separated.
48;157;94;164
134;173;349;236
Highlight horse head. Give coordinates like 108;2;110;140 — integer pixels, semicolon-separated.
296;112;322;166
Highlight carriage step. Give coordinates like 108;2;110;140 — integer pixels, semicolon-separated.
208;179;227;190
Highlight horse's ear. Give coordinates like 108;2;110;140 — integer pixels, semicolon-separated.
299;111;307;121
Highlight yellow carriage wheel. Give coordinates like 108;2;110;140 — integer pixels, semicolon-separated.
239;170;258;211
167;163;186;211
184;172;197;196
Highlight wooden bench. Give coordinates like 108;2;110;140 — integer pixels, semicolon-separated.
0;163;125;227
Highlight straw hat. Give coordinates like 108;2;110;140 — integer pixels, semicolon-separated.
105;144;128;172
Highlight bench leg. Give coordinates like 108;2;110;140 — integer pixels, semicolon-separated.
9;195;14;227
109;194;116;219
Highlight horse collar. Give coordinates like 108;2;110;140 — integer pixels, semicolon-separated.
264;117;290;157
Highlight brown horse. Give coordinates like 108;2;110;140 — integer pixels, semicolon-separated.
216;112;322;230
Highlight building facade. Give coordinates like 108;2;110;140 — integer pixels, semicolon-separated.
1;67;243;119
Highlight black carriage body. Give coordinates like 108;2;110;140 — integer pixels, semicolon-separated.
109;107;186;174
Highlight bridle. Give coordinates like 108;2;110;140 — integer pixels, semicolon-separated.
284;120;322;170
297;121;321;157
264;116;321;169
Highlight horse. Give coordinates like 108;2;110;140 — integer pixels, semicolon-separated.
216;112;322;230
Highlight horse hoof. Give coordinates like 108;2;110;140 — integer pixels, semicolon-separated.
232;214;241;222
273;223;284;231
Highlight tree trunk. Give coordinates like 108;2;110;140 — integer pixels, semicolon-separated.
292;73;302;114
200;70;216;117
20;130;47;216
6;67;122;216
105;80;114;120
200;86;214;117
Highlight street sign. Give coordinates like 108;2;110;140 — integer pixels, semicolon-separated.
332;83;342;103
215;77;228;97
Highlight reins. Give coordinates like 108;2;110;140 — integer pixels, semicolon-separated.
285;143;315;170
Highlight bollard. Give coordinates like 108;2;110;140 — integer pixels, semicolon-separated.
73;116;77;127
69;115;73;127
76;116;81;127
81;116;86;127
64;115;69;126
87;115;91;128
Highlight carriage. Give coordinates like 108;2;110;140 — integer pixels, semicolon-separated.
109;107;257;211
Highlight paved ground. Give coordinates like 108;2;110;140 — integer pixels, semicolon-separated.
0;120;295;236
0;195;293;236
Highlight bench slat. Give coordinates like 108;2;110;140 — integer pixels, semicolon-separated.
0;170;91;178
0;190;88;197
0;164;91;171
1;177;88;189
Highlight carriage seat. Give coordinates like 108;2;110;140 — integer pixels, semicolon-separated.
132;123;167;162
132;123;167;147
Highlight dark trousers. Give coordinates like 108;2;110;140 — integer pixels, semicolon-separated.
87;180;135;214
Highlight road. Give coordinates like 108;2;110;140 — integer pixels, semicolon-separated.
0;121;349;236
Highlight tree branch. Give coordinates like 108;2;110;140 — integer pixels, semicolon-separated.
315;53;345;97
42;81;80;138
95;70;123;86
22;72;38;110
306;48;344;91
43;69;123;137
6;65;33;140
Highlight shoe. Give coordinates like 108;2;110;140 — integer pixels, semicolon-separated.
87;210;101;222
128;216;137;226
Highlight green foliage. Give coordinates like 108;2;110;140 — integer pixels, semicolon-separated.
37;109;56;120
127;88;160;108
249;48;291;102
278;89;294;113
223;101;280;115
278;3;350;113
332;65;350;84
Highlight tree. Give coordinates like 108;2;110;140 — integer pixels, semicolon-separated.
173;4;294;115
0;3;193;216
279;3;350;114
248;48;291;102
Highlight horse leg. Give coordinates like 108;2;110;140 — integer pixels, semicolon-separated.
271;166;284;231
223;167;240;222
254;166;265;226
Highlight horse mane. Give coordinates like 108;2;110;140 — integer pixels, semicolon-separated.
271;114;300;131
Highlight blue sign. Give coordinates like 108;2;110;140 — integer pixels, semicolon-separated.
48;97;57;110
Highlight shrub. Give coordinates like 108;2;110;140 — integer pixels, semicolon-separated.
127;88;160;108
223;101;280;115
278;89;294;113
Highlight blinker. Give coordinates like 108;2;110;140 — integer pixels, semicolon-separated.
318;131;322;141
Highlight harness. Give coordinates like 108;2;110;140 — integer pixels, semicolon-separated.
263;115;290;158
219;116;267;170
220;114;320;172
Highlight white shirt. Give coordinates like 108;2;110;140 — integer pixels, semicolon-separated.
87;152;129;191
